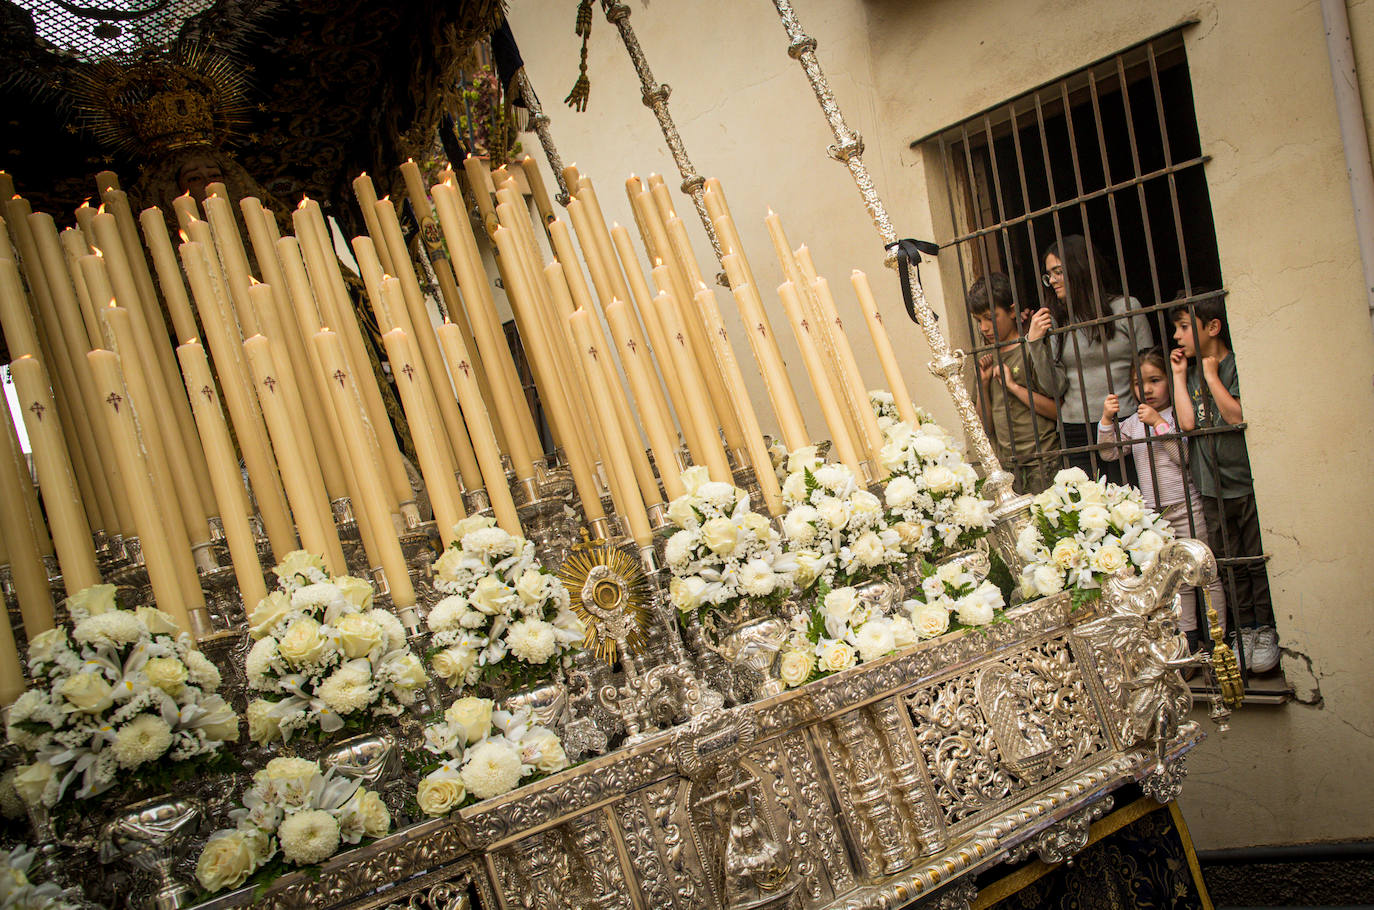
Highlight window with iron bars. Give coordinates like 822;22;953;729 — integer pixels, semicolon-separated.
921;29;1284;700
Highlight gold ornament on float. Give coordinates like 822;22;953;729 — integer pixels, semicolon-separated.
557;531;650;663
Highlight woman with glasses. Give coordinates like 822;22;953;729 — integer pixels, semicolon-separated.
1040;234;1152;483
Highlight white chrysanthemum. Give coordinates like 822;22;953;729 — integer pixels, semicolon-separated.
505;619;557;665
245;637;279;687
664;531;695;568
278;809;341;865
738;560;777;598
291;582;345;615
367;609;408;653
72;610;144;648
460;740;523;800
184;650;222;691
854;618;897;663
464;527;515;557
426;596;469;633
316;661;375;715
112;714;173;768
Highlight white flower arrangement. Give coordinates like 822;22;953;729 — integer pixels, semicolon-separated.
780;449;904;591
194;757;390;894
427;517;584;692
776;583;916;688
0;845;79;909
878;420;993;560
414;695;571;816
664;466;797;619
244;552;427;744
902;558;1006;638
5;585;239;810
869;388;933;438
1015;467;1174;604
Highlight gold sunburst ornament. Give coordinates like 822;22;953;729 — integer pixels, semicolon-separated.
558;533;650;663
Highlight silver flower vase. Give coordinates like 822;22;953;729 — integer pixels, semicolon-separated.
702;601;789;704
502;679;572;734
98;795;203;910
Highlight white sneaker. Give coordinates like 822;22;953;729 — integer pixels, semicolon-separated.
1249;626;1280;673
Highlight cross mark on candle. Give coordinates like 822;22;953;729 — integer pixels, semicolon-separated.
106;392;123;412
676;332;685;345
401;363;415;381
757;322;767;337
457;360;471;377
200;385;214;402
333;369;347;388
801;318;810;332
588;346;598;361
717;327;728;341
834;317;844;330
27;401;44;421
262;375;277;393
626;338;637;353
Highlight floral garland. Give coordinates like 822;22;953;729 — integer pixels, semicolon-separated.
244;552;428;744
428;516;584;691
5;585;239;810
0;845;78;909
664;466;797;619
878;420;993;560
776;583;916;688
903;559;1006;639
194;757;390;895
780;448;904;592
414;695;571;815
1015;467;1173;604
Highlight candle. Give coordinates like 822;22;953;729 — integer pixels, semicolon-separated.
381;328;468;544
852;269;921;429
60;227;106;348
75;200;98;245
608;224;687;439
179;239;298;559
430;180;543;474
99;302;208;613
569;309;651;547
311;330;418;622
433;320;525;534
521;156;555;227
692;286;784;515
202;193;260;336
654;289;732;481
139;207;200;342
779;281;863;476
722;251;809;452
604;299;684;500
88;349;201;636
462;155;499;238
0;361;55;558
575;179;634;310
9;355;100;592
371;198;485;488
172;193;199;234
177;340;268;610
99;188;159;310
0;387;55;636
94;170;119;194
565;198;616;310
0;597;24;706
243;334;348;573
350;173;396;275
810;276;886;474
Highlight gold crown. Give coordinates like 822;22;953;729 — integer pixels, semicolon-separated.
69;44;250;158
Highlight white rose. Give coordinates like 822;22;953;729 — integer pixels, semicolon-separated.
433;548;465;584
1051;538;1082;570
912;433;947;461
357;788;390;838
1077;481;1107;505
144;656;189;696
67;583;118;618
249;591;293;640
851;531;887;568
786;446;820;474
667;495;699;529
823;587;857;624
1109;499;1143;528
453;514;497;540
700;517;739;555
681;465;711;495
879;440;908;473
335;613;384;660
196;830;260;893
382;652;428;692
1130;529;1166;564
432;646;477;686
1032;564;1066;597
890;614;918;649
782;471;809;504
851;490;882;521
1078;505;1111;533
273;550;328;586
782;506;818;543
417;769;466;816
778;649;813;687
816;639;857;672
884;475;918;510
25;627;66;665
60;671;114;714
246;698;282;744
1092;543;1128;574
922;465;957;494
669;576;707;613
521;727;570;773
277;616;329;667
893;521;922;550
854;618;897;663
444;695;495;745
908;601;951;639
816;498;849;531
955;595;995;627
11;762;53;807
135;607;181;637
515;569;549;605
335;575;375;611
470;576;514;615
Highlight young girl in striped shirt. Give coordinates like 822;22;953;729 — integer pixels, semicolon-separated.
1099;348;1226;649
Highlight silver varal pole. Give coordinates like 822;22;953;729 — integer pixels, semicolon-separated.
769;0;1034;572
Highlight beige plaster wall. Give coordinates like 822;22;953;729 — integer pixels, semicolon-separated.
509;0;1374;850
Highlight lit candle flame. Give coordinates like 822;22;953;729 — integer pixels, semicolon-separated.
79;199;92;210
178;230;190;243
97;204;106;215
92;247;104;258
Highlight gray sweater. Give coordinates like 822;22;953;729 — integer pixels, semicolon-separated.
1052;296;1153;424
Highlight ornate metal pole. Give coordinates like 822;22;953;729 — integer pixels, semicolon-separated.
767;0;1033;571
600;0;728;281
517;70;573;206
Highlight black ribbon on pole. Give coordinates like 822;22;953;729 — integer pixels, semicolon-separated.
885;238;941;325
